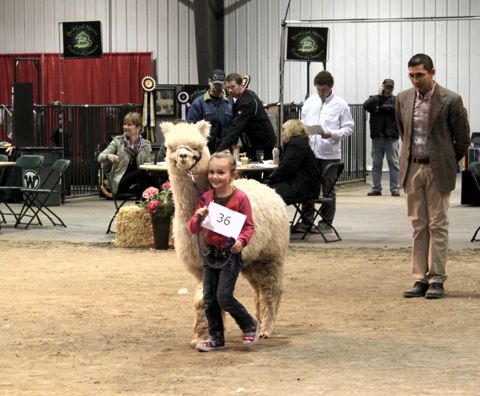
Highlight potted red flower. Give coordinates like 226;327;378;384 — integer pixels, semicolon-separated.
139;182;174;249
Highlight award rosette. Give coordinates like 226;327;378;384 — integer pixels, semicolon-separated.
141;76;156;92
141;76;156;142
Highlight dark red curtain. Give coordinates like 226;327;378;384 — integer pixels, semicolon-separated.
0;52;153;104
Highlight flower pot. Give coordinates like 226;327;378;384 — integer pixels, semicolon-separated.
150;215;170;250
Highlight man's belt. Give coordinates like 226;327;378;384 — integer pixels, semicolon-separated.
409;156;429;164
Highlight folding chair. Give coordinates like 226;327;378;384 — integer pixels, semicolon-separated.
0;154;8;228
104;162;137;234
301;162;344;243
15;158;70;228
469;161;480;242
285;196;314;234
0;154;44;225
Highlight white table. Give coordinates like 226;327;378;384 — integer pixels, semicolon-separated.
140;162;276;174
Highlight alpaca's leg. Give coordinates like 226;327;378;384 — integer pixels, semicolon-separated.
241;271;261;321
191;283;209;346
257;261;283;338
242;259;283;338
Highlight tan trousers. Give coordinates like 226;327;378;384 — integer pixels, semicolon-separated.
404;163;450;284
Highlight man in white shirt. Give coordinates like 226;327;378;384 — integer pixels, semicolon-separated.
299;70;354;231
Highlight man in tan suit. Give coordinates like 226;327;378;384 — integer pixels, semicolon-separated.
396;54;470;299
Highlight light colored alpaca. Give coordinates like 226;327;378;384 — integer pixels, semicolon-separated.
161;121;289;344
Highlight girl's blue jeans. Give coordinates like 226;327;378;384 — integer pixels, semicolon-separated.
202;266;256;341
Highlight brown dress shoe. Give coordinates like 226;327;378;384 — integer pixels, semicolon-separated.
425;283;445;299
403;281;429;298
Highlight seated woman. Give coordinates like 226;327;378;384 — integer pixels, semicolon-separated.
98;112;153;199
269;119;321;202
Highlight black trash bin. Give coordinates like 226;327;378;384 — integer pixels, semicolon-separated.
18;147;64;206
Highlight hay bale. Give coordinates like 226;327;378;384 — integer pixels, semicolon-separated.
115;205;154;248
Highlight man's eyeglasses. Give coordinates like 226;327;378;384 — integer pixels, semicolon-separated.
408;72;428;80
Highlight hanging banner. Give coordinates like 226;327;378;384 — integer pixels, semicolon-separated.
62;21;103;59
286;27;329;62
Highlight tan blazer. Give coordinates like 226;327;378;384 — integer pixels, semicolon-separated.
395;84;470;193
97;135;152;193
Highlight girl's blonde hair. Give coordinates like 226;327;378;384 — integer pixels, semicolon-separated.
282;118;308;143
209;150;237;174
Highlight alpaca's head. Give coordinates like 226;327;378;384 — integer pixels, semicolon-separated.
161;120;211;174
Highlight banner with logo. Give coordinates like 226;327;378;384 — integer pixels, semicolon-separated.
286;27;329;62
62;21;102;59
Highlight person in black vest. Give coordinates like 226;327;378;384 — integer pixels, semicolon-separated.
217;73;276;160
269;119;320;205
364;78;400;196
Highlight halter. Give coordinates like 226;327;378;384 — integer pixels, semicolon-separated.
176;144;202;171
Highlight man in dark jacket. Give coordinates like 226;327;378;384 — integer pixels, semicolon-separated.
187;69;233;153
217;73;276;160
364;79;400;196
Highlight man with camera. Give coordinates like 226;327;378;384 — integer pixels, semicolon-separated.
364;79;400;197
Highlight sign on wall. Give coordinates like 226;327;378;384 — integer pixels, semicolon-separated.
62;21;102;59
286;27;329;62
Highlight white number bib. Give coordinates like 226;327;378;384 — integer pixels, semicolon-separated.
201;202;247;239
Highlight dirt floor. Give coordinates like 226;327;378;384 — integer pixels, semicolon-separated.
1;241;479;396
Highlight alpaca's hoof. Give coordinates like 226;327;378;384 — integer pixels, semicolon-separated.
260;331;270;339
190;337;205;348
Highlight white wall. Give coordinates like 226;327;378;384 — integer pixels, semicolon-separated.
1;0;478;132
0;0;198;84
224;0;480;132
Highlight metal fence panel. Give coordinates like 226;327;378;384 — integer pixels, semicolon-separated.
1;104;141;196
1;103;365;196
272;103;366;184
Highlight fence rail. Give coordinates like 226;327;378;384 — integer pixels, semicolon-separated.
271;103;367;184
1;102;366;196
1;104;141;196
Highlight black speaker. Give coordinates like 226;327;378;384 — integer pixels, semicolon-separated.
13;83;34;147
461;170;480;206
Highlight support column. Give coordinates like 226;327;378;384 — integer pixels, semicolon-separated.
193;0;224;82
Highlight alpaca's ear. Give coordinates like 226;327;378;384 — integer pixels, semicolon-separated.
160;122;174;136
195;120;211;138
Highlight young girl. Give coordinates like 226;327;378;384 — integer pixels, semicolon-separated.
188;151;259;352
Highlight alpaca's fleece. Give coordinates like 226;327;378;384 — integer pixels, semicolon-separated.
161;120;289;341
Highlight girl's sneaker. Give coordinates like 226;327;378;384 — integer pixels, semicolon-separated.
195;338;225;352
242;321;260;347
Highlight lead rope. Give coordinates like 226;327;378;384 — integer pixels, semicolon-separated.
188;171;234;268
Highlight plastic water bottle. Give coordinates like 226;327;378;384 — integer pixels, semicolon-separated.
233;146;240;163
272;146;280;165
